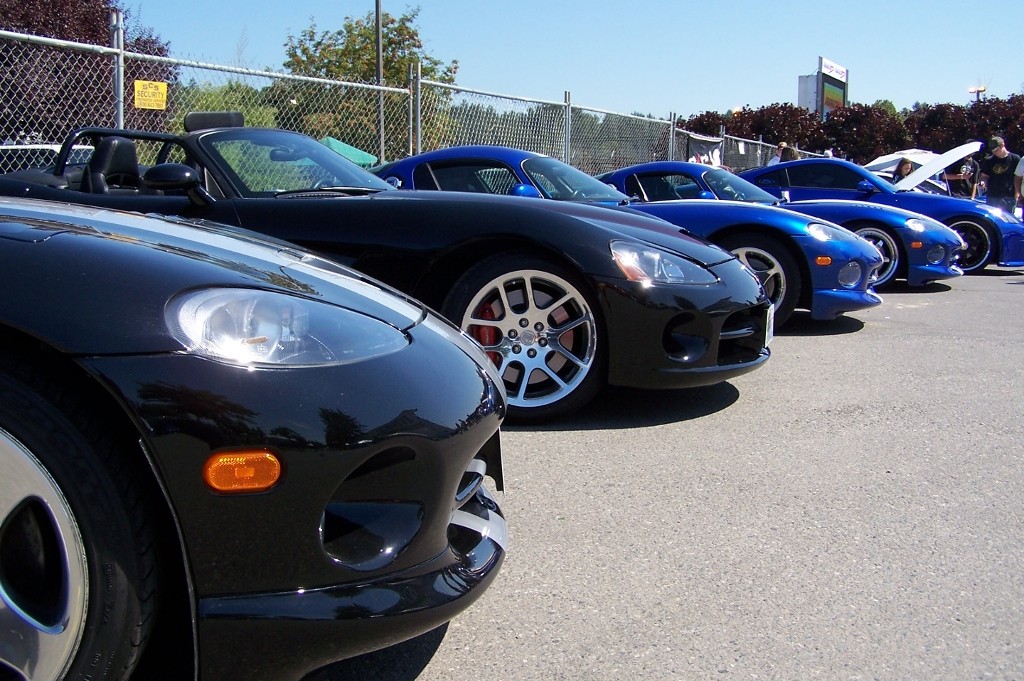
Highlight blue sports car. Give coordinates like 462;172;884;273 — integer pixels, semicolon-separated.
597;161;965;288
738;158;1024;274
374;146;884;326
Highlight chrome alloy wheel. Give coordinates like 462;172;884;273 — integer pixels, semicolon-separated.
855;227;900;287
730;246;787;310
460;269;598;409
0;427;88;681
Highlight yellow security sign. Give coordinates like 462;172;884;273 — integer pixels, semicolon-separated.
134;80;167;110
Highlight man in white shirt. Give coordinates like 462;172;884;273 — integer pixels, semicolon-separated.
766;142;787;166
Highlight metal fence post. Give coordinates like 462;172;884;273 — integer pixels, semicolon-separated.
110;8;124;128
414;61;422;155
668;113;676;160
563;91;571;163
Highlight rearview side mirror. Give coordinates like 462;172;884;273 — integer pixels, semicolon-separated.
143;163;214;206
510;183;543;199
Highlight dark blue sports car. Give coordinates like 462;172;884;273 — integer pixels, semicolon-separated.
597;161;965;288
738;158;1024;274
374;146;884;326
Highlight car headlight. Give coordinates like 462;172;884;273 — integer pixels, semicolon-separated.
806;222;834;241
926;245;946;264
610;240;718;285
905;218;927;233
167;288;409;367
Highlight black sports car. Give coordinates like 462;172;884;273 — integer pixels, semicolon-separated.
0;113;772;421
0;196;507;681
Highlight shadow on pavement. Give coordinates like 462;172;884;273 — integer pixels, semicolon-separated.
506;380;741;432
978;267;1023;277
776;311;865;337
881;281;953;293
307;624;448;681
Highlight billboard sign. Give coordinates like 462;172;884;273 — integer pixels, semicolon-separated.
819;57;848;119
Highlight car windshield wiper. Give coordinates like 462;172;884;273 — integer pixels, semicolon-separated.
274;186;385;198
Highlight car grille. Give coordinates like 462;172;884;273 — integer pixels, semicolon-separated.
716;303;771;366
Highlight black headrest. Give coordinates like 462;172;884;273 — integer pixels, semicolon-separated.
89;136;138;176
184;111;244;132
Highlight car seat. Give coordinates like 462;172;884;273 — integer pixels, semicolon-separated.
80;136;142;194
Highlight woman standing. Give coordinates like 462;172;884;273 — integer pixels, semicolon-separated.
891;157;914;183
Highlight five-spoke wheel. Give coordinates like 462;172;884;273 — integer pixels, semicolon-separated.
947;218;992;273
718;234;801;327
855;226;901;287
444;254;604;421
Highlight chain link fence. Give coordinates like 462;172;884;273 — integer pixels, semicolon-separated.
1;28;793;173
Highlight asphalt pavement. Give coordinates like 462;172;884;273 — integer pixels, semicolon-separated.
320;267;1024;681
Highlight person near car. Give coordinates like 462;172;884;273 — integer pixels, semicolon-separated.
780;145;800;162
943;151;980;198
978;136;1021;213
1013;155;1024;215
766;142;786;165
892;157;914;183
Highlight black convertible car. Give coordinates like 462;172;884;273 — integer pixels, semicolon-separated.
0;114;772;421
0;197;507;681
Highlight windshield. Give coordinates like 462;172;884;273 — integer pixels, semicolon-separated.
703;168;779;204
198;128;393;197
521;156;630;203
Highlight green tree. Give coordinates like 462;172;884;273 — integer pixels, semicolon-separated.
172;81;277;132
283;7;457;86
872;100;899;118
276;7;456;162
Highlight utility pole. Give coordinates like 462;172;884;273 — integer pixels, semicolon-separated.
376;0;385;162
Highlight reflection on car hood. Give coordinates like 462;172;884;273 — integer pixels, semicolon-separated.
368;188;738;267
0;197;429;346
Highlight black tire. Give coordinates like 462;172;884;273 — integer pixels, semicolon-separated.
716;233;801;327
946;218;993;273
442;253;606;421
854;225;902;288
0;358;158;681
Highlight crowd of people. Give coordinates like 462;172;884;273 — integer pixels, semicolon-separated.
934;136;1022;214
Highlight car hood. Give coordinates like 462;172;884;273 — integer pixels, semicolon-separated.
371;189;739;267
786;199;922;222
0;197;432;354
625;197;829;238
893;142;983;191
881;189;1011;220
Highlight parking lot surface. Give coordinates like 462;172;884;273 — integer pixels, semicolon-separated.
321;268;1024;681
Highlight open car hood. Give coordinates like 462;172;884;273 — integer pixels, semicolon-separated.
892;142;982;191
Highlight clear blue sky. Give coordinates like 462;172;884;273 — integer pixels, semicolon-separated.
126;0;1023;119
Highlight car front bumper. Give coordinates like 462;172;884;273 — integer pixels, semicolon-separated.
598;257;772;390
809;287;884;319
196;486;506;681
995;216;1024;266
79;315;507;681
802;235;884;319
